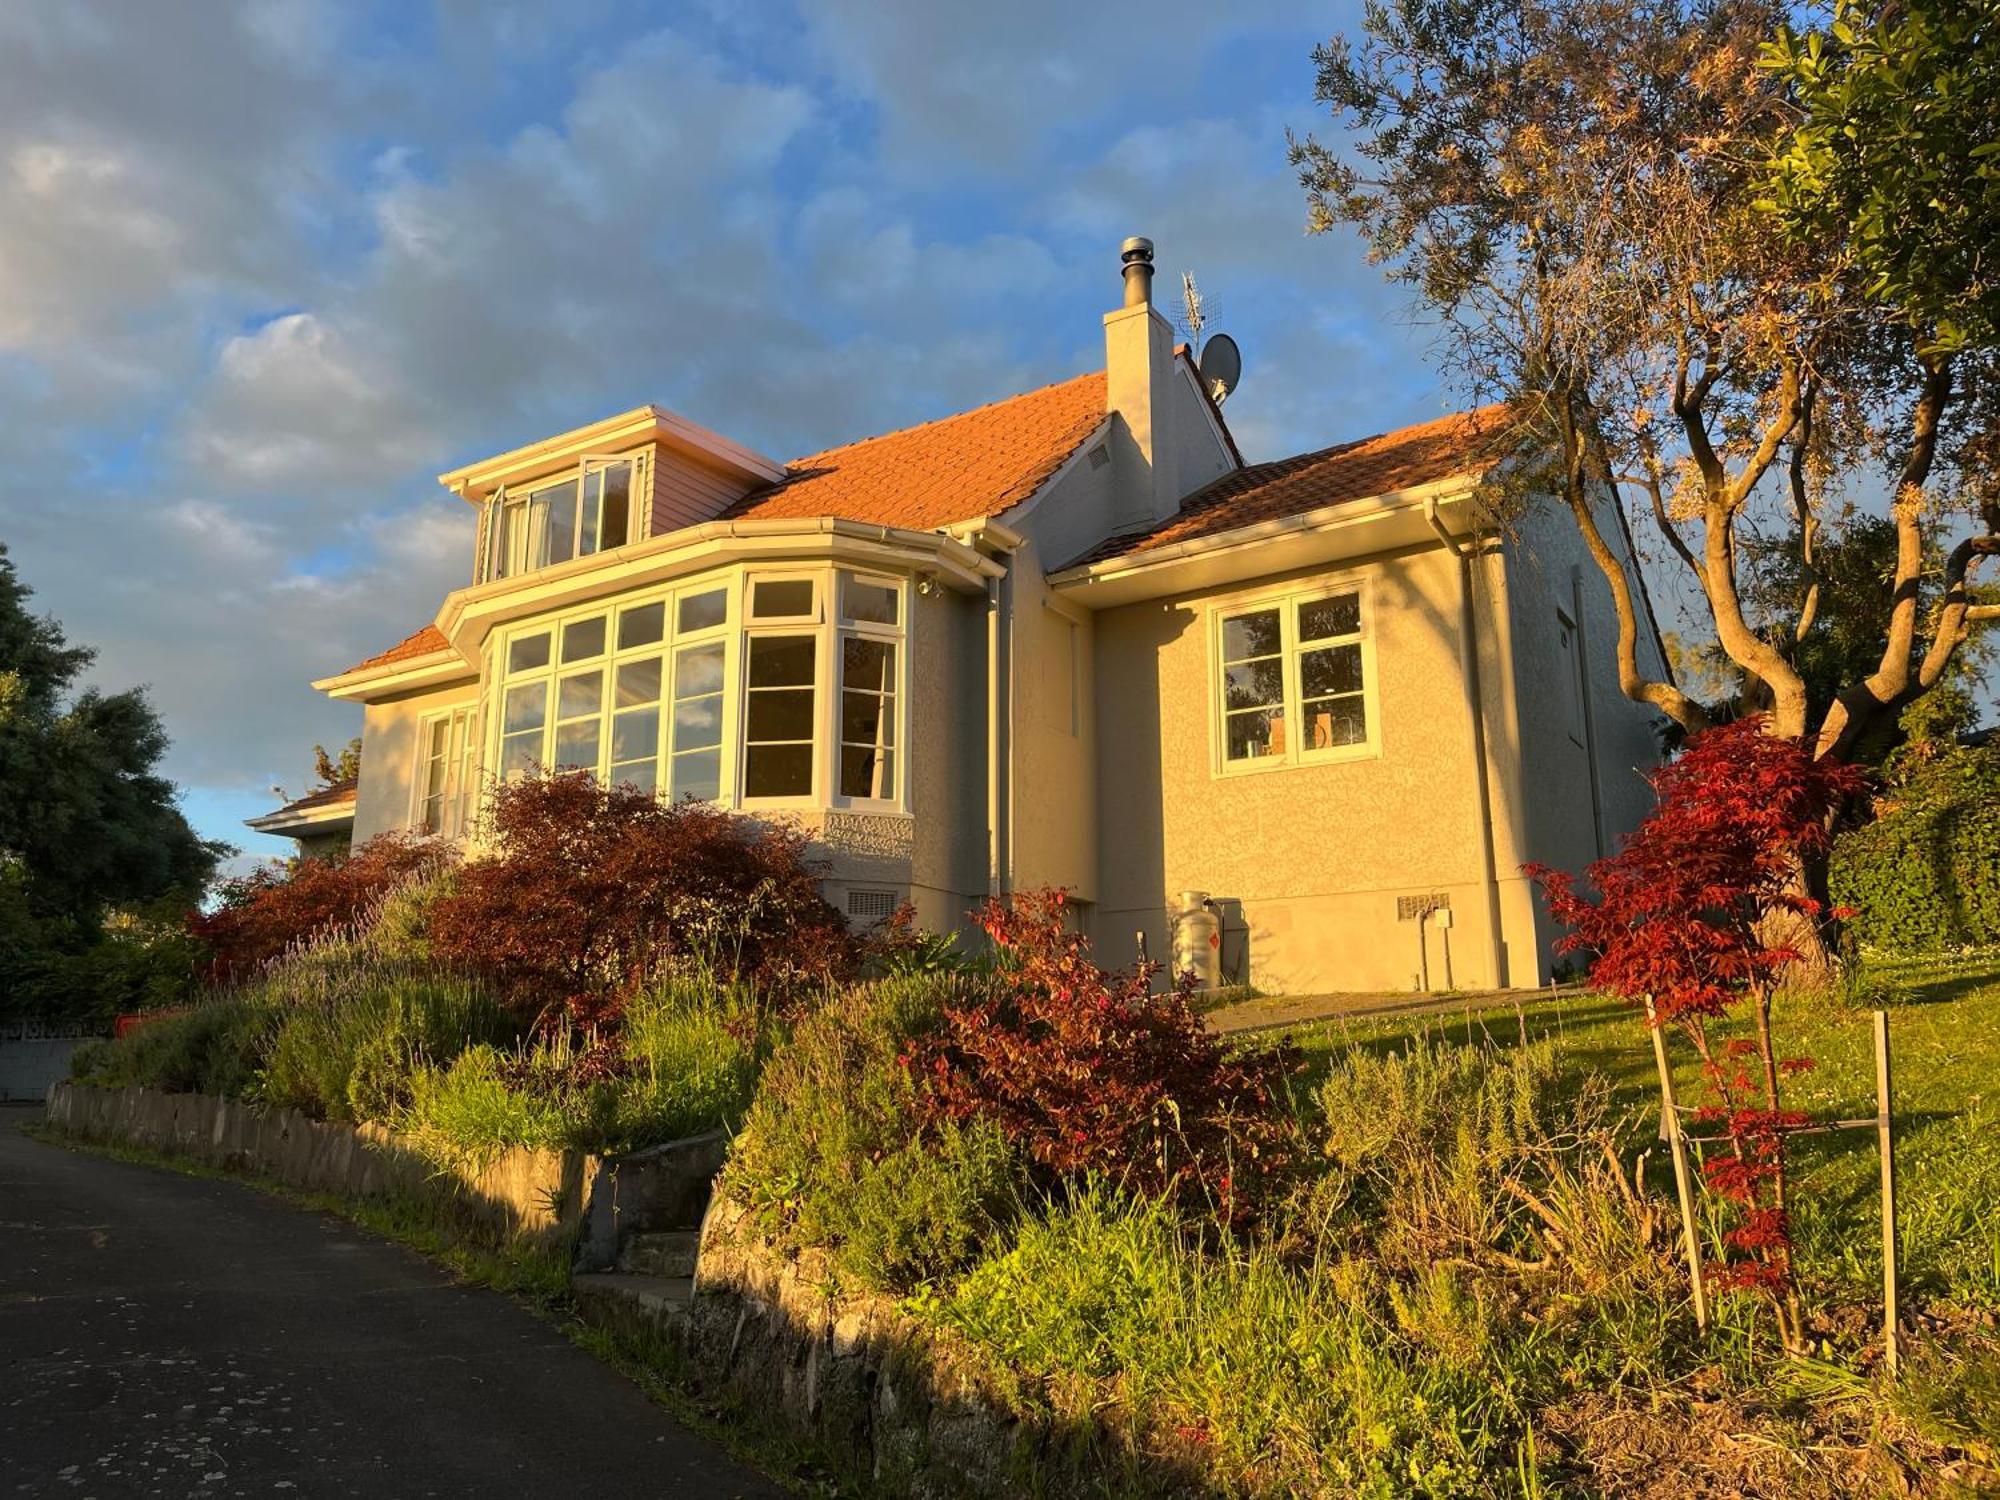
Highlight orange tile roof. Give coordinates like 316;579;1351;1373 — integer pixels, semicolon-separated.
334;624;452;679
1061;404;1515;568
725;370;1109;530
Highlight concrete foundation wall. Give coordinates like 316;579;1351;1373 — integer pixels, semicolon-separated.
45;1083;599;1249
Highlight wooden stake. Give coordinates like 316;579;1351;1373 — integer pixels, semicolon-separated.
1876;1008;1900;1379
1647;997;1708;1331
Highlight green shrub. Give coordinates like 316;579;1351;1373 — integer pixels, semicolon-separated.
609;979;764;1149
69;999;278;1098
402;1044;598;1164
727;972;1024;1289
255;968;514;1121
1832;743;2000;952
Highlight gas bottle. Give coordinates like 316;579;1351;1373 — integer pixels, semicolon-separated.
1171;890;1221;990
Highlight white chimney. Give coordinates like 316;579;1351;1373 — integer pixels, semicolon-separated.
1103;235;1181;530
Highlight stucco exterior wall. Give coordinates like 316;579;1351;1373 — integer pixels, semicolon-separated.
1090;540;1534;994
352;677;481;843
1004;536;1097;904
1501;490;1669;968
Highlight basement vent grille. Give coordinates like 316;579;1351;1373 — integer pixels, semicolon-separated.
1087;444;1110;470
1396;892;1450;921
847;888;899;922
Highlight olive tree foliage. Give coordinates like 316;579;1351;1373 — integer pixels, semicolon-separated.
1290;0;1999;764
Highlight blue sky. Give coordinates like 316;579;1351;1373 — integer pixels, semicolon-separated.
0;1;1463;869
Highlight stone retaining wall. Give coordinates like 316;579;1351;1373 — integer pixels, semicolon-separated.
45;1082;600;1249
676;1200;1201;1500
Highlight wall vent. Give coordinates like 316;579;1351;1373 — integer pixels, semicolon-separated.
847;888;899;923
1087;444;1110;470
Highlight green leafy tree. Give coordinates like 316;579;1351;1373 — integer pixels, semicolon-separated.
312;736;362;790
1291;0;1999;766
0;544;222;1020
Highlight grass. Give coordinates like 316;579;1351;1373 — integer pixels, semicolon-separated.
1279;947;2000;1311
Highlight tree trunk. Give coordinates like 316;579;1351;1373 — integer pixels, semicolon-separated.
1758;850;1836;990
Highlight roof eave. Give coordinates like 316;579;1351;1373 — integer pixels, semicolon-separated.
311;650;475;701
437;404;787;502
245;802;357;836
1049;472;1488;605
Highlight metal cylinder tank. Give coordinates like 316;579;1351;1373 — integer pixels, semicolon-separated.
1171;890;1221;990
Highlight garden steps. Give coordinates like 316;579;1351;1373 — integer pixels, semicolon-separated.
617;1228;701;1278
572;1271;695;1341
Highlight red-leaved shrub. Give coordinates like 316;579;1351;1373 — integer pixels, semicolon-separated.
909;888;1296;1224
1529;717;1863;1344
424;771;853;1020
190;833;451;984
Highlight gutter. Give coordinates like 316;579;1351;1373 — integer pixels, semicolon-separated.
1424;497;1508;990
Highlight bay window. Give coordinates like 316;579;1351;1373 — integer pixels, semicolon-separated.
1214;582;1373;771
481;454;643;582
484;565;905;812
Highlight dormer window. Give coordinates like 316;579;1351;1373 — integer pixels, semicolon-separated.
479;454;645;583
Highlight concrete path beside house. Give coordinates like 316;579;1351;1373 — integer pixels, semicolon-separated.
0;1106;785;1499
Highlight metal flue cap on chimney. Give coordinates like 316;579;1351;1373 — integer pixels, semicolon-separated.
1120;235;1155;309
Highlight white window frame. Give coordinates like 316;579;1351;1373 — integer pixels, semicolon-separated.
477;562;914;817
410;703;481;838
487;577;740;804
832;569;907;811
480;448;651;585
1207;574;1380;778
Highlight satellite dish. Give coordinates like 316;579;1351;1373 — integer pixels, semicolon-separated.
1198;333;1241;404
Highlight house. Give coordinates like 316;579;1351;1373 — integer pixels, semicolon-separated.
260;238;1669;994
245;776;357;861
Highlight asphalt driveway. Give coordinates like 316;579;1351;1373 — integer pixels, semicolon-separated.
0;1105;785;1498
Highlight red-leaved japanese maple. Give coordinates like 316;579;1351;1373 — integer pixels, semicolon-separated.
909;888;1296;1225
190;833;452;984
425;771;854;1021
1530;717;1863;1345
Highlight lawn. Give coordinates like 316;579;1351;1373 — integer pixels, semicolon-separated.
1278;949;2000;1311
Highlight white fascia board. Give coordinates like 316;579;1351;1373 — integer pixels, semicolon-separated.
244;802;356;836
311;651;476;701
436;404;786;500
432;517;1005;659
1048;476;1484;606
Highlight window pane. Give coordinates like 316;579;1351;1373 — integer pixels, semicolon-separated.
610;760;657;795
673;695;723;751
1303;696;1368;749
504;681;547;734
751;579;815;619
1222;609;1281;661
611;705;659;764
1300;643;1363;699
747;635;814;687
500;730;541;778
676;641;725;695
598;463;631;550
616;657;662;707
553;720;599;770
1226;708;1280;761
744;743;812;797
500;503;527;579
840;746;895;800
670;749;721;803
618;601;663;650
562;615;606;662
746;687;814;741
678;588;727;633
539;482;577;567
1298;594;1361;641
842;574;898;625
508;632;551;673
558;668;602;720
1224;658;1283;710
841;691;894;747
842;637;894;692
